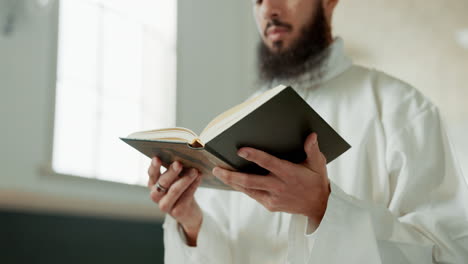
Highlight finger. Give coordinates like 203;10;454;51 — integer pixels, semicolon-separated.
158;161;183;188
150;161;183;203
237;147;292;178
231;183;269;204
171;175;203;217
212;167;280;191
231;185;280;212
303;133;327;172
158;169;199;213
147;157;162;188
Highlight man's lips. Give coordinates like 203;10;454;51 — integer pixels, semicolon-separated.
266;26;291;41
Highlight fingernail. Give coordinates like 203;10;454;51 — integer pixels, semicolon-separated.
312;133;318;145
173;161;181;171
238;150;248;159
212;167;220;176
152;157;158;166
190;169;197;178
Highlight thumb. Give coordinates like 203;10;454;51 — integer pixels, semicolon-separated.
303;133;326;172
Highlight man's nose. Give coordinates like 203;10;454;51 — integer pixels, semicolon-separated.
260;0;284;20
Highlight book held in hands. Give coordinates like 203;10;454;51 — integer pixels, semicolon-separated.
121;85;350;190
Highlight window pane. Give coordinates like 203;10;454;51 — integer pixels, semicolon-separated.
96;97;141;185
141;28;177;129
101;9;142;102
53;0;177;186
53;80;98;177
57;0;100;86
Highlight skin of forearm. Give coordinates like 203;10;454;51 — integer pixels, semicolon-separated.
181;214;202;247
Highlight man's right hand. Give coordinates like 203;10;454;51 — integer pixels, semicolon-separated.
147;157;203;246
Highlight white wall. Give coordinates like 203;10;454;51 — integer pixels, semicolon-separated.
334;0;468;178
0;0;257;220
176;0;258;133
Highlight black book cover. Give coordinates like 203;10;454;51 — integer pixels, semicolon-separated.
204;86;351;175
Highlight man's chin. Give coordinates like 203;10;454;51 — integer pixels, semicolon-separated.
257;4;330;83
267;41;291;54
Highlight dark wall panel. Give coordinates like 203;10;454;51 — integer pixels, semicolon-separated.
0;210;165;264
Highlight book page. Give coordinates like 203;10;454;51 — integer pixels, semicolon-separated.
126;127;198;144
199;85;287;143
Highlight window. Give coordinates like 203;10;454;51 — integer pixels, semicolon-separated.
52;0;177;185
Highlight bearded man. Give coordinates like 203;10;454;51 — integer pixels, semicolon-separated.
147;0;468;263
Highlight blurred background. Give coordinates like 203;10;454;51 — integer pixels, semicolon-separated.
0;0;466;263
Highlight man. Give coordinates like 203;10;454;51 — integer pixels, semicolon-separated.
147;0;468;263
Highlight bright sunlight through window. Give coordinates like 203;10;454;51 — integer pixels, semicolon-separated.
52;0;177;185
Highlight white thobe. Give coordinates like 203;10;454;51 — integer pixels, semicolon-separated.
163;38;468;263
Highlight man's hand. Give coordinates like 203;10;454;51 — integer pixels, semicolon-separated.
212;133;330;231
147;158;203;246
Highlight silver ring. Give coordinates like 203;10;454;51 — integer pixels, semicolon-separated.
156;182;169;193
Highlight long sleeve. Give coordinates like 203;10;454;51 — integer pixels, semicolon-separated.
287;105;468;264
163;188;233;264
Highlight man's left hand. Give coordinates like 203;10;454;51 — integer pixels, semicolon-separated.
212;132;330;231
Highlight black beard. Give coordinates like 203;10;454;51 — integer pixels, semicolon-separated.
257;6;331;83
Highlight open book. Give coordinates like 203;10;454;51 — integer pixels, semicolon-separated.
121;85;351;190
